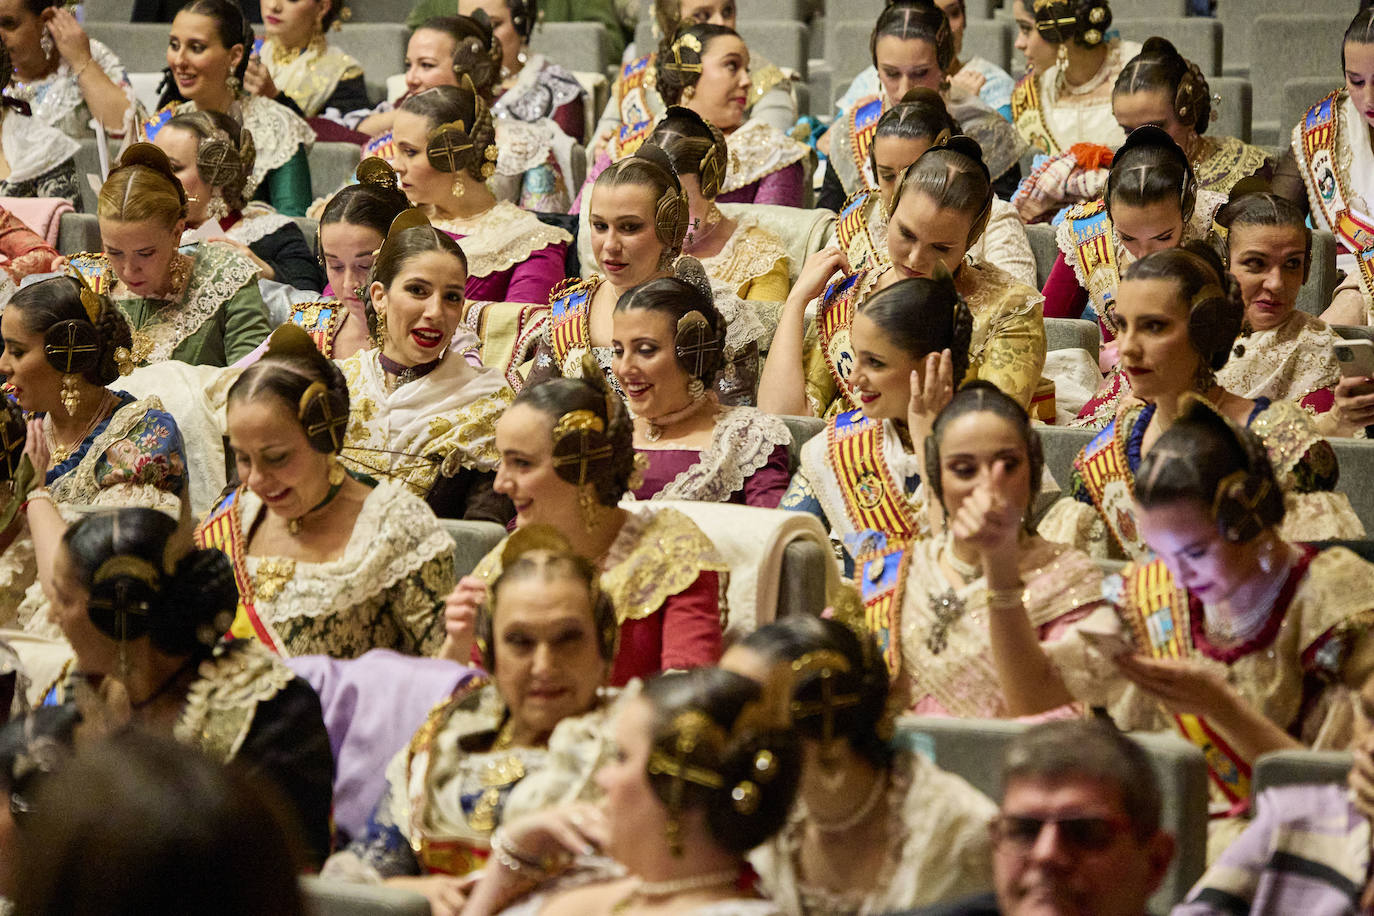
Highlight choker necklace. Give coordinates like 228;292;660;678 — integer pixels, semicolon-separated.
644;392;715;442
611;868;740;913
810;768;889;834
941;534;983;581
378;352;441;389
287;462;347;535
685;204;725;250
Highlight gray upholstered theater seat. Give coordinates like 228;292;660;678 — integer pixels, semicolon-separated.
1209;76;1252;144
962;18;1014;76
779;414;825;474
309;143;363;206
1114;17;1222;76
300;877;430;916
1296;231;1337;318
58;212;101;256
715;204;833;285
1037;426;1093;499
1249;16;1347;145
1024;222;1057;289
439;519;507;579
1282;76;1341;153
898;717;1209;911
1331;439;1374;534
331;24;409;105
342;0;414;23
1253;750;1353;796
737;20;810;78
1219;0;1352;78
531;22;613;77
1044;318;1100;354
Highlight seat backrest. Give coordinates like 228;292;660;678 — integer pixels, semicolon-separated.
823;20;878;99
84;22;168;77
530;22;612;77
1114;18;1222;77
1221;0;1351;75
714;204;837;285
1023;222;1057;289
1283;77;1342;152
439;519;507;579
1037;427;1093;498
299;877;431;916
737;20;809;77
1296;231;1338;317
963;18;1014;75
1044;318;1100;353
1330;438;1374;534
57;212;101;255
779;414;825;474
778;538;832;618
1252;749;1353;796
898;717;1209;912
1250;16;1347;131
1208;76;1252;144
341;0;413;22
293;217;319;256
332;23;410;104
309;142;363;205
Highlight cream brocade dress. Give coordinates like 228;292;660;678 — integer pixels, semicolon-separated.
749;749;996;916
219;481;455;659
698;212;790;303
1011;39;1141;155
901;536;1104;716
338;348;512;500
1217;311;1341;410
261;35;363;118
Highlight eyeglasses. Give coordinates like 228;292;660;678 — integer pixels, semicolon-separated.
991;814;1132;853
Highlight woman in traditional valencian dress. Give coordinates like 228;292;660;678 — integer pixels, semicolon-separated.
291;157;411;359
761;137;1047;422
0;276;187;626
1214;186;1341;419
1275;10;1374;326
820;0;1025;210
363;13;577;214
730;616;996;915
1042;127;1225;429
71;143;272;368
337;209;514;522
440;367;728;685
465;0;586;142
144;0;314;216
996;401;1374;827
589;0;797;175
530;145;764;406
0;36;79;205
322;527;620;913
640;23;809;208
1113;39;1271;196
1037;244;1364;562
462;668;800;916
0;0;136;141
244;0;367;120
33;507;334;866
194;323;455;660
648;107;790;303
832;88;1035;289
154;109;322;293
780;274;969;576
612;277;790;508
389;84;570;305
1009;0;1138;156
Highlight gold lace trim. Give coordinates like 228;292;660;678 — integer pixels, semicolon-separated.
721;119;809;194
173;641;295;764
699;215;787;292
1194;136;1272;194
48;395;164;505
601;507;728;622
432;201;572;279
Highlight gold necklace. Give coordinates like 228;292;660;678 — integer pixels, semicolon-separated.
45;390;115;464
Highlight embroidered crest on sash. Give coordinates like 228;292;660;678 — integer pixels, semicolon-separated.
817;268;877;410
1074;411;1146;557
194;488;282;653
849;96;883;185
547;277;596;364
1297;90;1374;309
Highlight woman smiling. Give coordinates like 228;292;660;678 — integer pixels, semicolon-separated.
245;0;367;120
143;0;314;216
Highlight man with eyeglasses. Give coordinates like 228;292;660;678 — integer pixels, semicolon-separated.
896;719;1176;916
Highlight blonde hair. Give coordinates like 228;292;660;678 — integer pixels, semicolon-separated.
96;143;188;229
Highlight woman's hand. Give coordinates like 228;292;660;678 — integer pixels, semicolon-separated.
385;875;470;916
501;804;607;865
211;238;275;282
951;67;986;96
906;348;954;449
43;8;92;72
23;418;50;480
948;459;1023;568
1112;653;1236;718
591;125;614;162
243;54;280;100
437;575;484;663
1330;375;1374;436
791;245;849;308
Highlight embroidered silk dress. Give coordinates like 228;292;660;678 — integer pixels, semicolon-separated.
1217;311;1340;415
801;257;1048;419
142;94;315;216
193;478;455;660
470;507;728;686
260;35;368;120
1046;545;1374;811
0;109;80;207
1037;398;1365;561
1192;135;1274;195
4;391;186;630
338;348;514;521
698;212;791;302
1011;39;1141;156
491;53;588;144
750;748;997;916
431;201;570;305
325;680;619;881
632;406;792;508
71;242;272;367
4;39;137;141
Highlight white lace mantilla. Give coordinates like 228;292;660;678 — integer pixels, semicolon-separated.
492;55;585;124
224;203;297;246
433;200;571;278
174;640;296;763
722;119;809;194
240;479;454;619
648;406;790;503
168;95;314;200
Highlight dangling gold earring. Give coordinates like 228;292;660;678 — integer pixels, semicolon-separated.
328;457;346;486
681;84;695;105
577;483;601;533
374;308;388;346
59;373;81;416
451;176;465;199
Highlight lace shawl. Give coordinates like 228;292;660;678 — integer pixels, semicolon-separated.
262;35;362;118
721;119;809;194
237;480;456;658
1217;311;1340;407
174;640;296;763
224;203;298;246
644;407;791;503
699;213;788;295
432;201;572;279
154;96;314;199
492;55;585;123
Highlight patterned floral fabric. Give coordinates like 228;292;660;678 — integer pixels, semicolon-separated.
196;479;454;659
1218;311;1340;414
1193;135;1274;194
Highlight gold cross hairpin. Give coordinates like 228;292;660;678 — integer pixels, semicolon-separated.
790;651;860;744
675;313;717;378
429;122;473;172
44;323;99;373
551;410;611;486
